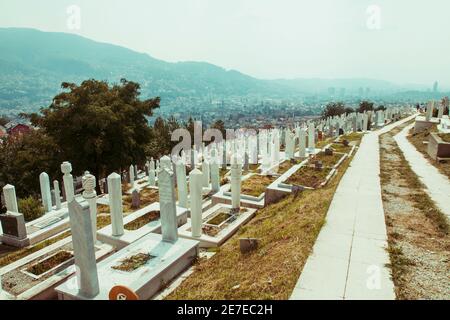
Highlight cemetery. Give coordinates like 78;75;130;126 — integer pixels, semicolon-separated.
1;104;449;300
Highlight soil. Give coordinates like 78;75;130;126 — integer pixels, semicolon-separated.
380;123;450;300
26;251;73;276
206;212;232;226
124;211;160;231
286;166;331;189
277;160;301;175
338;132;363;144
241;175;276;197
330;143;352;154
311;152;343;168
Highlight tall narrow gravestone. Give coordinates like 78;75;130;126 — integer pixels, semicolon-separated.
426;101;434;121
231;155;242;210
158;168;178;243
61;162;75;203
53;180;62;210
176;160;188;208
129;165;135;185
82;173;97;242
210;157;220;193
202;160;210;188
148;158;156;186
308;122;315;152
298;129;306;158
40;172;52;213
68;200;99;298
189;169;203;238
107;172;124;237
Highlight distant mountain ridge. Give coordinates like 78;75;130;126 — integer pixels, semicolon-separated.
0;28;425;113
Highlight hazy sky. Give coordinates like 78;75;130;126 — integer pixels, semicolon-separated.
1;0;450;88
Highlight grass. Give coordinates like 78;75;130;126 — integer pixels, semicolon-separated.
386;245;416;286
380;123;450;299
166;151;353;300
277;160;301;175
311;152;343;168
243;164;260;174
330;143;352;153
124;211;160;231
206;212;232;226
0;231;71;268
315;137;333;149
338;132;363;144
408;125;450;182
240;175;276;197
111;253;153;272
390;139;448;234
286;166;332;189
26;251;73;276
437;133;450;143
98;188;159;214
0;208;127;268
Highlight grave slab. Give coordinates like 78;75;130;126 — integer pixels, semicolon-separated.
55;233;198;300
97;202;189;249
178;203;256;248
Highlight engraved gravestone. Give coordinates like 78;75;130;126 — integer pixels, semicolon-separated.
158;168;178;243
0;211;29;247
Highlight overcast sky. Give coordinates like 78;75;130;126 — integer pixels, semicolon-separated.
1;0;449;88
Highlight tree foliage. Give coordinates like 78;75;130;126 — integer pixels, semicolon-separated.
211;119;226;137
0;130;61;198
146;116;181;158
26;79;160;190
322;102;346;119
358;100;374;113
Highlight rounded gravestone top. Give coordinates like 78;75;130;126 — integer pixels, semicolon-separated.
39;172;49;179
190;168;203;176
108;172;121;179
3;184;14;190
61;161;72;174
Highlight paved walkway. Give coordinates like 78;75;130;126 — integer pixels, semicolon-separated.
290;115;417;300
394;124;450;219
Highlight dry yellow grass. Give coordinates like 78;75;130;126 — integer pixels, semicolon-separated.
0;231;71;267
339;132;363;144
240;175;276;197
380;124;449;299
166;152;353;300
407;125;450;180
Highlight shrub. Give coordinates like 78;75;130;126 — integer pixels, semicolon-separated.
18;196;45;222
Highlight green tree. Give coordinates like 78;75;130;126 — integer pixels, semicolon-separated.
344;107;355;115
147;116;178;158
210;119;226;137
0;130;61;198
358;100;374;113
322;102;346;119
27;79;160;192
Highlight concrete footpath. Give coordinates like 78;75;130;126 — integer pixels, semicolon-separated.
290;115;417;300
394;123;450;219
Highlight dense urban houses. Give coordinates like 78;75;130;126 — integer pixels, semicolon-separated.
3;122;31;137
